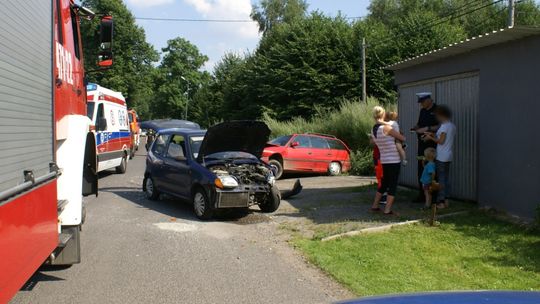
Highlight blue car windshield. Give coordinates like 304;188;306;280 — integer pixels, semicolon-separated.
190;136;205;159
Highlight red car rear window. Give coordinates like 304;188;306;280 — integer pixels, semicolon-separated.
310;136;330;149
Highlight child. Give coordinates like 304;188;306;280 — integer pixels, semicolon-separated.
419;148;437;209
370;135;387;205
424;105;456;209
385;111;408;166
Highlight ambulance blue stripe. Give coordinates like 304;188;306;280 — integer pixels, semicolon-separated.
96;131;131;145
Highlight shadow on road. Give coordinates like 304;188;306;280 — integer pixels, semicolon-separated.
97;170;115;179
99;186;263;223
20;271;65;291
100;186;196;219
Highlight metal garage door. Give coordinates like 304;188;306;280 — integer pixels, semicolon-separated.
0;0;53;195
398;73;479;201
397;82;435;190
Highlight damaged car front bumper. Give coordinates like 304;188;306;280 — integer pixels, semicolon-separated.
214;185;273;208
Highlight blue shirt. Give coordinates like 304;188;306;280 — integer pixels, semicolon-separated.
420;161;436;185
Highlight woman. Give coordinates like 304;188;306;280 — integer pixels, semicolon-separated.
424;105;456;209
370;106;406;215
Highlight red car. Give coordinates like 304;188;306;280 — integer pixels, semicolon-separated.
262;133;351;179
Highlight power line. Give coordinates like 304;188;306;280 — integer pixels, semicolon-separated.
470;3;508;33
134;15;364;23
135;17;255;23
413;0;485;31
370;0;505;48
422;0;505;30
378;0;503;47
365;0;507;98
371;0;486;48
134;1;509;25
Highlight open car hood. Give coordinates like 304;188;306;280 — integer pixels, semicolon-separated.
197;121;271;161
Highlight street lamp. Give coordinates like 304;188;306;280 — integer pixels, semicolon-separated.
180;76;189;120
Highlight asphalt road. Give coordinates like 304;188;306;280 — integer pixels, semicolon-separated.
11;146;348;304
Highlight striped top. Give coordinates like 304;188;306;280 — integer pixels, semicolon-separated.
372;125;401;164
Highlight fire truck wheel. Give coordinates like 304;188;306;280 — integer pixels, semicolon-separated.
116;153;128;174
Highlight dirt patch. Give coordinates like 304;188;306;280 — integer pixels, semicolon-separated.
273;176;475;240
208;208;273;225
226;212;272;225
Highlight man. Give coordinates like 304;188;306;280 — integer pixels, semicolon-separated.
411;92;439;202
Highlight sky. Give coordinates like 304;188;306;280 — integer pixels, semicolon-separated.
124;0;371;71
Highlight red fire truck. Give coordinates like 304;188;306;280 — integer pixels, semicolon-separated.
0;0;113;301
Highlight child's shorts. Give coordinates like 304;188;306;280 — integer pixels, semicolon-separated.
422;184;431;191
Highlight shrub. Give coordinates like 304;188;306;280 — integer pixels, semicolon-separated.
264;97;395;176
264;97;393;151
349;149;375;176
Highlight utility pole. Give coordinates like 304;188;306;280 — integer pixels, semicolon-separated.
180;76;189;120
508;0;515;27
184;84;189;120
361;37;367;103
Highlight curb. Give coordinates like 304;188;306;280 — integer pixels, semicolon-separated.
320;211;469;242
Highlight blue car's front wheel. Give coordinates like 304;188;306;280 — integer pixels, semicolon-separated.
259;186;281;213
144;176;160;200
193;189;213;220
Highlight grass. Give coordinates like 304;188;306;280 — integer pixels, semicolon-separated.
292;211;540;296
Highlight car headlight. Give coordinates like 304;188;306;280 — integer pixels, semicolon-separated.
266;172;275;186
215;175;238;189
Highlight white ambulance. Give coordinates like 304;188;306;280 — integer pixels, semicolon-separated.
86;83;131;173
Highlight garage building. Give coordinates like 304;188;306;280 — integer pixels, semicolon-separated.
387;26;540;219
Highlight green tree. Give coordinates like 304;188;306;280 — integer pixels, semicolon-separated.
80;0;159;119
178;0;540;123
251;0;308;34
212;53;253;119
249;13;361;119
514;0;540;27
153;38;209;120
190;73;221;128
366;0;540;38
356;0;515;103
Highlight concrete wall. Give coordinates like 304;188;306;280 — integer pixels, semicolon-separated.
393;35;540;219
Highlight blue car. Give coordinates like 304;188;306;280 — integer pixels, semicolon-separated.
143;121;281;220
339;291;540;304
